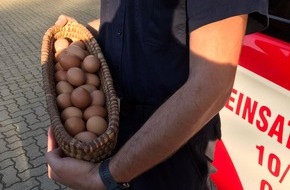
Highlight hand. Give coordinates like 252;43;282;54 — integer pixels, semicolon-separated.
55;14;78;27
46;127;105;190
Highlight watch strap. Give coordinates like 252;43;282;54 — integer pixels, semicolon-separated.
99;158;129;190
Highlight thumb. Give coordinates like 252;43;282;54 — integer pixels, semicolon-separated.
55;15;68;26
47;126;58;152
55;15;77;27
46;147;63;179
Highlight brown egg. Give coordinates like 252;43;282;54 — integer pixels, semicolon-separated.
79;84;97;93
82;55;101;73
55;81;74;95
86;116;108;136
91;90;106;107
55;62;64;71
74;131;97;142
83;105;108;121
56;93;72;110
66;45;87;60
83;50;90;57
59;54;82;70
54;49;68;63
55;70;67;82
61;107;83;121
85;73;100;87
71;87;91;109
54;38;70;53
64;117;86;136
67;67;85;87
70;40;86;50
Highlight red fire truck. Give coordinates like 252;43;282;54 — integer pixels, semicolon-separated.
211;1;290;189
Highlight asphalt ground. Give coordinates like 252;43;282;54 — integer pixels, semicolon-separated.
0;0;100;189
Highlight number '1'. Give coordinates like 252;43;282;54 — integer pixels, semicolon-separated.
256;145;281;177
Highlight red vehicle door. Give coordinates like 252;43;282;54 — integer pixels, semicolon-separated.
211;1;290;189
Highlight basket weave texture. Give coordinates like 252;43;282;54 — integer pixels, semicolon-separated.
41;22;119;163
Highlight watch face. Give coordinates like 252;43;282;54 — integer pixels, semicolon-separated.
119;183;130;189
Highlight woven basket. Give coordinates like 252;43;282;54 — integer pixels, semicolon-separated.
41;21;119;163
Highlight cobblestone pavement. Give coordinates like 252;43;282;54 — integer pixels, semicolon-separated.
0;0;100;189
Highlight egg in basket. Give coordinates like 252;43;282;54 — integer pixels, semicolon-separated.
41;21;119;163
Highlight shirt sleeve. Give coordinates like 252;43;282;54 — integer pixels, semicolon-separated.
187;0;269;34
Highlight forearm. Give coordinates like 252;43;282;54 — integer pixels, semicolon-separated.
88;19;100;31
108;14;247;184
109;56;236;183
87;19;100;39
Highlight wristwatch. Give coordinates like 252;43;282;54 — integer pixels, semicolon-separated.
99;158;130;190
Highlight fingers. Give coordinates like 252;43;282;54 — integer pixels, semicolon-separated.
47;147;63;165
47;126;57;152
48;166;61;181
46;147;63;179
47;127;63;179
55;15;77;27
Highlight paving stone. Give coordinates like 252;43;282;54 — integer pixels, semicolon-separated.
0;109;11;121
5;134;20;145
0;105;7;111
33;133;47;150
0;147;25;161
0;0;100;189
23;90;37;100
30;155;46;168
6;102;21;113
18;164;46;181
14;96;29;108
0;165;21;187
0;138;9;153
1;116;25;126
0;131;4;139
20;128;44;140
9;83;20;92
0;159;14;170
30;186;41;190
12;154;32;173
3;129;17;138
23;113;40;125
32;105;47;118
24;143;43;160
37;172;70;190
0;88;11;97
0;123;16;133
23;101;43;111
8;137;36;151
14;120;31;134
5;177;40;190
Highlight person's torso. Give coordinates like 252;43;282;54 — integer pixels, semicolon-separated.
98;0;189;106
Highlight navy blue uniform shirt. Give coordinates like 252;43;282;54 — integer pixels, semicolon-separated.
97;1;268;149
98;0;268;108
97;2;268;188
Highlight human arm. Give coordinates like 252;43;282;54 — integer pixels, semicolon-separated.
108;14;248;183
87;19;101;31
47;13;248;189
87;19;100;39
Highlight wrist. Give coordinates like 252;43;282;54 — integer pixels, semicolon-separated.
86;164;106;190
99;158;130;190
